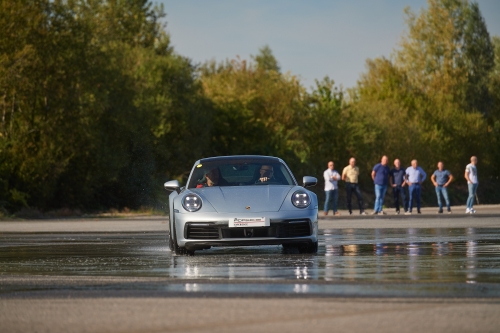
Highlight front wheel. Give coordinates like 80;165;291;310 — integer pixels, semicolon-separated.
282;241;318;254
169;222;194;256
298;241;318;254
168;233;175;251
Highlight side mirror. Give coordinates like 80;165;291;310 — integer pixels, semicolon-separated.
164;180;181;193
303;176;317;188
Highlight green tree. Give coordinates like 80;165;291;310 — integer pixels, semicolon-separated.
252;45;281;73
352;0;493;181
200;55;306;171
303;77;350;175
0;0;206;212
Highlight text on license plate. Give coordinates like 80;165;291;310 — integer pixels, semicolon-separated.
230;217;269;227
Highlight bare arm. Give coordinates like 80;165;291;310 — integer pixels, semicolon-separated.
431;174;437;187
464;170;471;183
444;174;454;187
371;170;376;181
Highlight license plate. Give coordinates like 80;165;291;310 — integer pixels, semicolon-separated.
229;217;269;227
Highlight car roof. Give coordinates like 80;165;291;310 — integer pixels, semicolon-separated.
198;155;283;164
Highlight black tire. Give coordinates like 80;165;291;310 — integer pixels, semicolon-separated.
282;244;300;254
168;232;175;251
298;241;318;254
176;246;194;256
170;216;194;256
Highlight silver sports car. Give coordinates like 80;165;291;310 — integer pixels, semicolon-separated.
164;155;319;255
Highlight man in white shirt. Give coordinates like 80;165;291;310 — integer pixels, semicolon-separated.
465;156;478;214
323;161;341;216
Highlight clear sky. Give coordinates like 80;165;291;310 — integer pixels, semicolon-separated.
157;0;500;89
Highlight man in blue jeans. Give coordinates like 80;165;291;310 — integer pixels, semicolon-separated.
371;155;390;215
405;159;427;215
389;158;408;214
323;161;341;216
465;156;478;214
431;161;454;214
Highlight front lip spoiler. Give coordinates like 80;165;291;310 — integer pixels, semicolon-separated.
183;238;315;251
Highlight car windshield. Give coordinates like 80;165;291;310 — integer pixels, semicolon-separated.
187;158;296;189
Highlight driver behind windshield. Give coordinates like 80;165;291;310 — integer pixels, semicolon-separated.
257;165;275;183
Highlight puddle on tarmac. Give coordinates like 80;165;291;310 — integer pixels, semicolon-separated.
1;228;500;284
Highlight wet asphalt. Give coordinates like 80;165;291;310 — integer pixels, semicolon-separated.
1;218;500;298
3;215;500;333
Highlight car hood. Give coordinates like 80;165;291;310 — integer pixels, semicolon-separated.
194;186;295;213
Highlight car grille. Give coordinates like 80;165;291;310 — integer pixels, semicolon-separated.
276;220;311;238
185;224;220;239
184;220;311;239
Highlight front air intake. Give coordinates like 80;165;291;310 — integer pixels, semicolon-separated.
276;220;311;238
185;224;220;239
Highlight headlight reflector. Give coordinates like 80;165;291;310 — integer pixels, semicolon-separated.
182;193;202;212
291;190;311;208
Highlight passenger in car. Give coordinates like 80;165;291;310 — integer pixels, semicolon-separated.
197;168;225;187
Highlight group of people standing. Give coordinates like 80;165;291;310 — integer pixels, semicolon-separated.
323;156;479;216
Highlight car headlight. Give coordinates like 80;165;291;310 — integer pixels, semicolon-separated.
182;193;202;212
292;190;311;208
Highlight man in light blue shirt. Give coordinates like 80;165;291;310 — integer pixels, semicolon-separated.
405;159;427;215
431;161;454;214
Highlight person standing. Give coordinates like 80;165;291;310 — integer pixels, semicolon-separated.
431;161;454;214
405;159;427;215
342;157;366;215
389;158;407;215
323;161;341;216
465;156;478;214
371;155;390;215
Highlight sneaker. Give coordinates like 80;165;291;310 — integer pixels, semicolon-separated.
360;211;367;215
395;211;400;215
377;211;385;215
470;209;476;214
447;210;452;214
417;210;422;214
438;210;443;214
405;211;412;215
465;208;470;214
370;211;377;215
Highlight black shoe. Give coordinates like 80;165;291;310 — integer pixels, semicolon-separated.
438;210;443;214
417;210;421;214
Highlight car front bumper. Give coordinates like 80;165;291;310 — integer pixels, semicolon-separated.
173;210;318;250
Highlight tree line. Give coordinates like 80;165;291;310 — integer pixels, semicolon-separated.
1;0;499;215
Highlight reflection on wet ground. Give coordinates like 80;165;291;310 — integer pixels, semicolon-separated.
1;228;500;284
